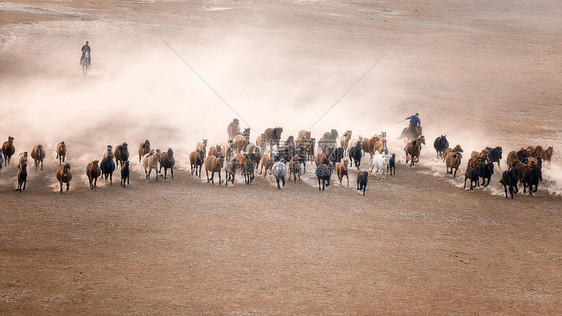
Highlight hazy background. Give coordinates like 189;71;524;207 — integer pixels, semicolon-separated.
0;0;561;191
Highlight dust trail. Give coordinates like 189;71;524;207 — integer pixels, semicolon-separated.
1;14;560;196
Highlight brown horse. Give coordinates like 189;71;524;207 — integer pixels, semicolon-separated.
227;118;240;140
31;144;46;171
232;134;249;154
138;140;150;163
400;126;423;143
114;143;129;169
295;130;311;147
315;147;333;167
340;130;352;154
56;141;67;165
373;137;388;154
506;148;530;167
189;150;205;177
264;127;283;152
361;136;379;159
443;145;464;162
1;136;15;166
404;135;425;167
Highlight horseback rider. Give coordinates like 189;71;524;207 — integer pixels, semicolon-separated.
406;113;421;133
80;41;91;65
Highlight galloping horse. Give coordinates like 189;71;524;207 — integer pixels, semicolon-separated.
400;125;423;143
434;135;449;159
81;51;90;75
404;135;425;167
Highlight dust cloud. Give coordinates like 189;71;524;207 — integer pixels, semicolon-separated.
0;23;406;163
0;5;560;194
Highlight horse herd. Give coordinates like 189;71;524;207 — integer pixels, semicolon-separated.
0;122;555;198
433;135;554;199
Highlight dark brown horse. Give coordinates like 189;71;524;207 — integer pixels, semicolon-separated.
114;142;129;169
1;136;15;166
404;135;425;167
315;146;333;167
189;150;205;177
264;127;283;152
138;140;150;163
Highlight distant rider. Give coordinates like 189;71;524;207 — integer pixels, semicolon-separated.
80;41;91;65
406;113;421;132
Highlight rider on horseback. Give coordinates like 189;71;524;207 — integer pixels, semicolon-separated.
406;113;421;133
80;41;91;65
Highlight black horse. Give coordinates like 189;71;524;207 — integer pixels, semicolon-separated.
434;135;449;159
100;155;116;185
485;146;503;170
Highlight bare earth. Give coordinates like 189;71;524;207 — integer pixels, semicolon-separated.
1;0;561;314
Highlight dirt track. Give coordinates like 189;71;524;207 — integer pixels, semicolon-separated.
1;0;561;314
1;160;560;314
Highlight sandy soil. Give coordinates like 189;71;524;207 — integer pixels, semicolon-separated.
1;0;561;314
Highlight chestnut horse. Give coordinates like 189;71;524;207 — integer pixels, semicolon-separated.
404;135;425;167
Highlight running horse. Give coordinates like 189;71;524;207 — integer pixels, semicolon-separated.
81;51;90;75
404;135;425;167
400;125;423;143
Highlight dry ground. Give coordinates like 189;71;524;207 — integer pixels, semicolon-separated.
1;0;561;314
1;160;560;314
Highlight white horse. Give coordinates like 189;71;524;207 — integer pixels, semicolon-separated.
272;161;288;189
370;151;389;180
